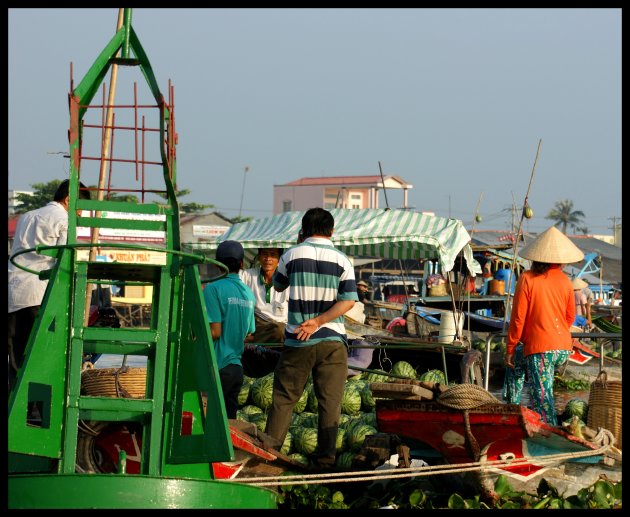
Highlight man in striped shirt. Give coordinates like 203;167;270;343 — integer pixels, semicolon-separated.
264;208;358;470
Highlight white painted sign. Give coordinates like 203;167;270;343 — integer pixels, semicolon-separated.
192;225;230;238
76;248;167;265
77;211;166;243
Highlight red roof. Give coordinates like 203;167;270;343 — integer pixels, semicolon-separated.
284;175;384;187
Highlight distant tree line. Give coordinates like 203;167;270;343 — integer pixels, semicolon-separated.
13;180;227;218
545;199;587;234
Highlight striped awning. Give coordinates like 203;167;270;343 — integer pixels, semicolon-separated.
184;208;481;274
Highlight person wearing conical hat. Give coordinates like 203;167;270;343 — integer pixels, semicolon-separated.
502;226;584;426
571;277;592;329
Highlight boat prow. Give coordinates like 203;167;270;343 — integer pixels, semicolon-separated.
375;386;621;500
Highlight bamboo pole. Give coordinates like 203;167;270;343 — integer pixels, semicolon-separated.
501;139;542;333
470;191;484;235
84;8;125;325
466;191;484;341
599;257;603;304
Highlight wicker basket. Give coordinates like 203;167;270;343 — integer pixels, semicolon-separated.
81;366;147;399
428;284;447;297
587;370;622;449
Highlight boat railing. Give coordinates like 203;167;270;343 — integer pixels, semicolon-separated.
483;330;622;391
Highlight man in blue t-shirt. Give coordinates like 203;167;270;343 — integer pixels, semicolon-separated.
203;240;255;419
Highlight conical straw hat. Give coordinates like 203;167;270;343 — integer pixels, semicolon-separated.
518;226;584;264
572;277;588;290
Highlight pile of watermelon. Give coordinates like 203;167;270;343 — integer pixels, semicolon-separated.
235;363;448;469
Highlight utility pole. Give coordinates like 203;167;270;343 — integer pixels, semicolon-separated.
608;216;621;246
238;166;250;218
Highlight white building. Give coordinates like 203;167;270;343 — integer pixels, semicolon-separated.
8;190;33;215
273;175;413;214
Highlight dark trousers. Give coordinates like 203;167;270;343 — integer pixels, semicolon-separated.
265;340;348;465
8;306;39;391
252;314;286;343
241;314;285;377
219;363;244;419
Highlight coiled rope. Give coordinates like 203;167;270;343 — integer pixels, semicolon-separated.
436;383;500;410
435;384;501;462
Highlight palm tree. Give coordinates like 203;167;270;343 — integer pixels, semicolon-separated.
545;200;585;234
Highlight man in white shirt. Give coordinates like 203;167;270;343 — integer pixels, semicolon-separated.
8;179;90;389
239;247;288;377
240;247;288;343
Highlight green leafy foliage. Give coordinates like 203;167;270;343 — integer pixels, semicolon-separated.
275;470;621;509
14;180;64;213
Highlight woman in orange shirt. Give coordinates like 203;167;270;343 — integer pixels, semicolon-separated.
502;226;584;425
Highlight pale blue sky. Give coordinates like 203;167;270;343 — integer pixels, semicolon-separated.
8;8;621;234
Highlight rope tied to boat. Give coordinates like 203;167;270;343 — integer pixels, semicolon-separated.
232;440;616;487
437;383;500;410
435;384;501;464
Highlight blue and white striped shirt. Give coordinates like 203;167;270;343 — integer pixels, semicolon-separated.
273;237;359;347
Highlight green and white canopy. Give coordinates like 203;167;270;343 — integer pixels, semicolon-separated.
185;208;481;275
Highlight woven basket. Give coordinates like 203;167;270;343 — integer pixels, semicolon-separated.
81;367;147;399
587;370;622;449
428;284;447;297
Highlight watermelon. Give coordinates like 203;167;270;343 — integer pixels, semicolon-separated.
346;378;367;390
362;371;389;383
359;411;377;429
294;427;319;456
472;338;486;352
240;404;263;417
235;409;248;422
340;384;362;416
336;427;347;452
280;431;293;456
418;369;446;384
564;398;589;421
299;412;318;428
307;383;319;413
391;360;417;379
248;412;268;433
335;451;355;470
290;412;301;427
348;423;377;451
293;387;309;414
250;373;275;410
360;384;375;410
339;413;352;427
238;377;252;406
341;415;363;434
288;452;310;466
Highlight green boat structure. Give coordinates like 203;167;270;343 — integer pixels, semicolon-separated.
8;9;278;509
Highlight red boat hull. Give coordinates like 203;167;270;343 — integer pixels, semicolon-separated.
375;399;602;491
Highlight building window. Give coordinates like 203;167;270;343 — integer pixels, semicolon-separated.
282;200;292;212
349;192;363;209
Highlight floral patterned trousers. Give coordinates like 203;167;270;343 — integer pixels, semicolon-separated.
502;343;570;426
